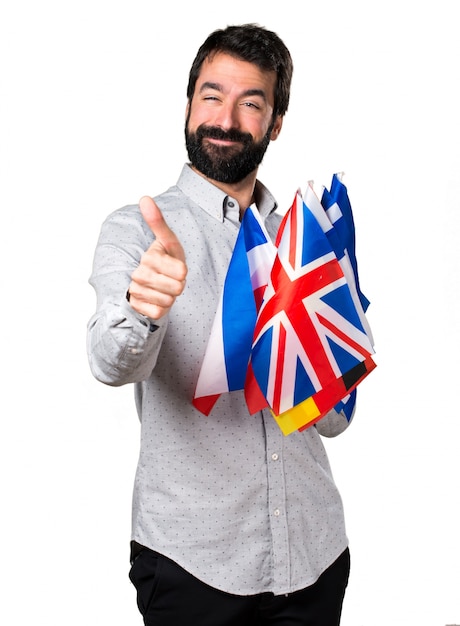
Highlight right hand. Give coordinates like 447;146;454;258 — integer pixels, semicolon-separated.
128;196;188;320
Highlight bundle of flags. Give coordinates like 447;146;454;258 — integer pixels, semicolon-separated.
193;174;376;435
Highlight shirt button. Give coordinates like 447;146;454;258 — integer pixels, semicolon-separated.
271;453;279;461
274;508;281;517
228;201;235;208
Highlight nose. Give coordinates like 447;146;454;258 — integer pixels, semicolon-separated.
213;100;240;131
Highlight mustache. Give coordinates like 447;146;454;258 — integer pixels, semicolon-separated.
195;125;253;144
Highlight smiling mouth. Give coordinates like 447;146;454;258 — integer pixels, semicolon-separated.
204;137;242;147
202;137;245;158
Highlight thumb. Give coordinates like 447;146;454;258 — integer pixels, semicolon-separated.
139;195;185;262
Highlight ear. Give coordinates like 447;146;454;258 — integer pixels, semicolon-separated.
270;115;283;141
185;101;190;121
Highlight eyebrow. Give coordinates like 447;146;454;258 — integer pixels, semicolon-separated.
199;81;268;102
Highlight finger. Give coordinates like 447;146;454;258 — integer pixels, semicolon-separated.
127;288;174;321
130;261;186;297
128;266;186;320
139;196;186;263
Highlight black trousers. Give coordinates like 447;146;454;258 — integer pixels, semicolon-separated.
129;544;350;626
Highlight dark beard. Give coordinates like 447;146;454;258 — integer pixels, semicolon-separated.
185;121;273;184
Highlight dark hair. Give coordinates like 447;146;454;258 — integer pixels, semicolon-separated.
186;23;293;118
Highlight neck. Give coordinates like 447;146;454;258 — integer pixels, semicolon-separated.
191;165;257;215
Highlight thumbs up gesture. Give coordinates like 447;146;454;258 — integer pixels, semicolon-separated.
128;196;188;320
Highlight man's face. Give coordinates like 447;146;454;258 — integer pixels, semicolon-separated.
185;53;283;184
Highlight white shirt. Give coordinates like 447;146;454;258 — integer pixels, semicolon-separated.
87;164;351;596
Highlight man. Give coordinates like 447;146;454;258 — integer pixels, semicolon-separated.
87;23;352;626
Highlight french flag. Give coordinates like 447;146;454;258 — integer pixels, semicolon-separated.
192;206;276;415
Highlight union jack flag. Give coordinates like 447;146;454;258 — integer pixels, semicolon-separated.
248;188;375;435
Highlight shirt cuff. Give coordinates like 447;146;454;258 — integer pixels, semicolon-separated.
121;297;163;333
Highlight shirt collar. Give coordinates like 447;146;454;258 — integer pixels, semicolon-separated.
176;163;278;222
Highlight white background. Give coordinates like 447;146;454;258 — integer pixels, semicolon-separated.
1;1;459;624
